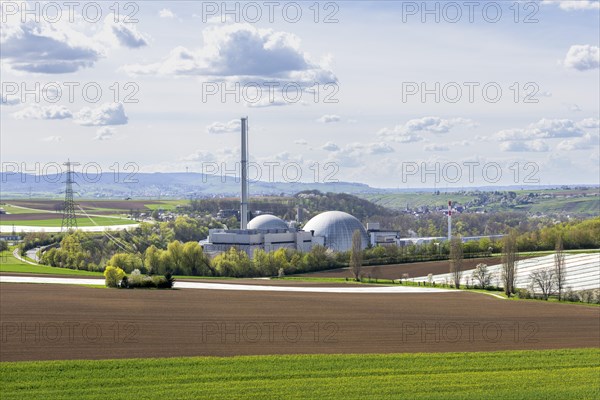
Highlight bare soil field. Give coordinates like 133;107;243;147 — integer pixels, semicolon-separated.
0;283;597;362
0;213;61;221
300;256;505;279
6;200;163;212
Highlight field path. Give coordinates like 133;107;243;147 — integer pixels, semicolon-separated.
0;275;452;293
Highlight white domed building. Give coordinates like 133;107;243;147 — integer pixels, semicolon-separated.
247;214;289;231
303;211;369;252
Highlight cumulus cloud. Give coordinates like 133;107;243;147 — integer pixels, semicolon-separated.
1;93;20;106
94;127;115;141
109;22;148;48
1;20;101;73
206;119;241;134
13;105;72;120
159;9;176;18
0;12;149;74
403;116;475;133
557;133;599;151
322;141;340;151
542;1;599;10
500;140;550;152
122;23;336;85
180;150;217;162
317;114;341;123
74;103;128;126
325;142;394;167
377;116;474;143
564;45;599;71
496;118;590;141
424;144;450;152
577;118;600;129
244;97;295;108
294;139;308;145
42;135;63;142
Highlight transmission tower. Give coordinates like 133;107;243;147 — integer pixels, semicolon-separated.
61;160;79;231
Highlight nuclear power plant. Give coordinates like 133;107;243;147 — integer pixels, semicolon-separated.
200;117;502;257
200;117;367;256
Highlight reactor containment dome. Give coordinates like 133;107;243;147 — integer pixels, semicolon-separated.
247;214;289;231
303;211;369;252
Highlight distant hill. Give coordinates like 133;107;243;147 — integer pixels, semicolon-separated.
0;172;378;199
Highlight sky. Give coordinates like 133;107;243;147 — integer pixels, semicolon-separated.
1;0;599;189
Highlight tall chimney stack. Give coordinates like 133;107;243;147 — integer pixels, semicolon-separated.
240;117;249;230
447;200;452;241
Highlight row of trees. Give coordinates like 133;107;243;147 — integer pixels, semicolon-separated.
104;242;338;278
430;229;570;301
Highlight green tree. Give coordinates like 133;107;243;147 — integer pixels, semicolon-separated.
144;245;162;274
107;253;143;273
350;230;364;281
501;230;519;297
182;241;211;276
449;237;464;289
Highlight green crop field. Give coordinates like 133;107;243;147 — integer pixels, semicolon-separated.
0;251;102;276
359;190;600;216
0;217;134;227
359;193;478;209
0;205;47;214
0;348;597;399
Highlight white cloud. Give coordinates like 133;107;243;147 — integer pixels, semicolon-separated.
317;114;341;123
496;118;588;141
42;135;63;142
108;21;148;48
159;9;176;18
500;140;549;152
1;93;20;106
1;19;101;73
244;97;295;108
377;116;474;143
325;142;394;167
94;127;115;141
424;144;450;152
564;45;600;71
577;118;600;129
322;141;340;151
542;1;599;10
74;103;128;126
557;133;599;151
13;105;72;120
122;23;336;85
206;119;241;134
403;117;475;133
1;12;149;74
294;139;308;145
180;150;217;162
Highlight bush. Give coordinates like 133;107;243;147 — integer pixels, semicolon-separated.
120;269;174;289
563;288;580;303
579;289;600;304
104;266;126;288
516;288;532;299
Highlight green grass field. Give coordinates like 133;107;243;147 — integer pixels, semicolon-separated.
0;251;102;276
0;205;47;214
0;349;597;399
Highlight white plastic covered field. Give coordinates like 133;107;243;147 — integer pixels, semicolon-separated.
414;253;600;291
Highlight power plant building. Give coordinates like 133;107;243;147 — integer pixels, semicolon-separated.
198;117;502;257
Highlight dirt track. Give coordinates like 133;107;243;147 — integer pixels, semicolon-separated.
301;257;505;279
1;283;598;362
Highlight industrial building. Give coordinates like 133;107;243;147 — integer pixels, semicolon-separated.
303;211;369;252
199;117;503;257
